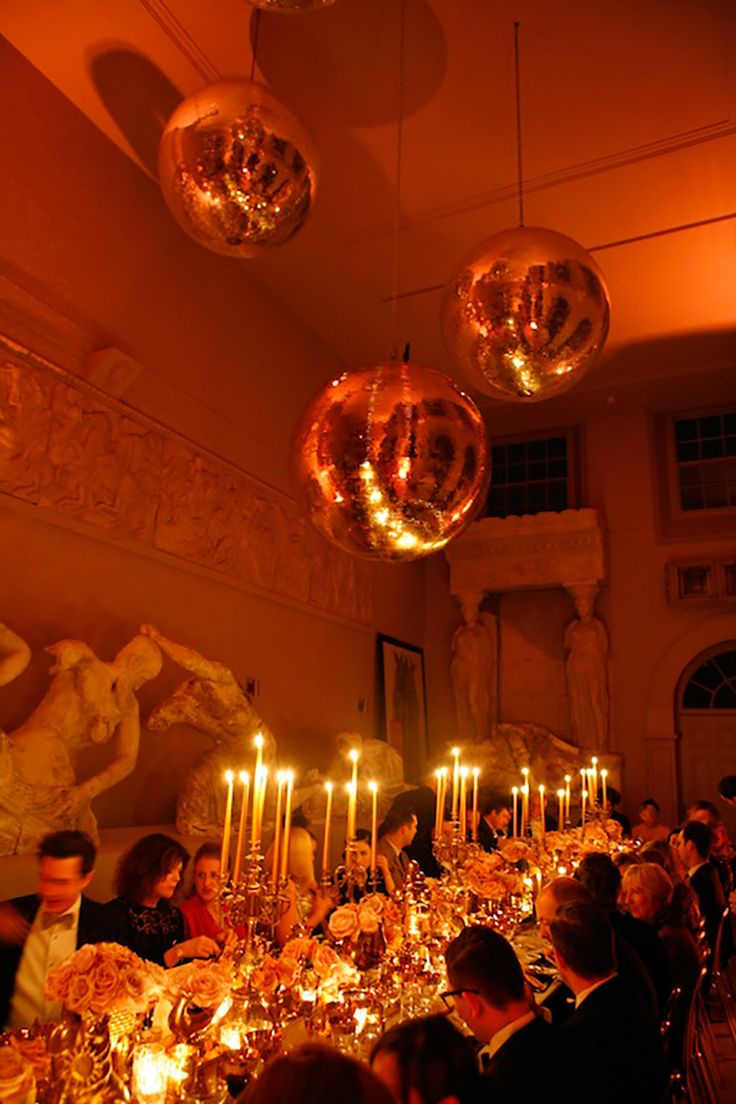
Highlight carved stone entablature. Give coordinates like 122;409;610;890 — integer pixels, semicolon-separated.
445;509;606;597
0;334;375;624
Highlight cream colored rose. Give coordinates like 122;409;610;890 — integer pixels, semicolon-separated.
189;964;231;1009
357;902;380;933
328;905;359;941
312;943;340;979
281;937;316;964
67;973;94;1013
251;956;280;996
71;945;96;973
90;960;123;1012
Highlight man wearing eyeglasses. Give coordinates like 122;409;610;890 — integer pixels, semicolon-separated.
443;925;564;1100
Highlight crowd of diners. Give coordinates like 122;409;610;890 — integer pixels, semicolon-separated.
1;773;735;1104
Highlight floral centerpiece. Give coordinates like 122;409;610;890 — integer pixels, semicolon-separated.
44;943;165;1017
163;960;232;1011
463;850;525;900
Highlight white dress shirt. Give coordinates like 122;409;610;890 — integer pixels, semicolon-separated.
9;896;81;1028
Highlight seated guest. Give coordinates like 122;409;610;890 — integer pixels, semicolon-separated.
599;786;631;837
678;820;725;955
638;840;702;939
274;827;334;945
0;830;121;1029
371;1015;479;1104
632;798;670;844
550;901;667;1104
536;876;658;1022
180;842;245;943
343;830;392;898
237;1043;392;1104
109;833;219;967
476;792;511;852
443;925;563;1102
575;852;669;1012
620;863;701;996
384;783;442;878
377;807;418;892
718;775;736;808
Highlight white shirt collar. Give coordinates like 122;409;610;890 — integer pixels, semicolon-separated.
34;894;83;930
479;1010;537;1064
574;972;617;1008
687;860;708;878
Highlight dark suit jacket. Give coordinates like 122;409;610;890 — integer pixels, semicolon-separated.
0;894;122;1028
560;976;667;1104
477;818;503;853
376;837;410;890
482;1016;579;1102
689;861;726;953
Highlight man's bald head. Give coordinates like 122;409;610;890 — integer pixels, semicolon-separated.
536;876;592;934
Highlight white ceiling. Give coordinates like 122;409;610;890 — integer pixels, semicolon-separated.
4;0;736;406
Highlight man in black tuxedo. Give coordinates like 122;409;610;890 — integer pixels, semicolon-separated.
476;792;511;853
376;806;418;892
444;925;570;1102
679;819;726;955
0;830;120;1028
550;901;667;1104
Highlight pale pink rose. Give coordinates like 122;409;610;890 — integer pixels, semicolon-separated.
328;905;359;942
311;943;340;979
121;968;147;1008
67;973;94;1013
281;937;316;964
251;956;280;996
90;960;123;1012
71;945;96;973
360;894;385;918
275;958;298;988
357;902;380;933
188;964;231;1009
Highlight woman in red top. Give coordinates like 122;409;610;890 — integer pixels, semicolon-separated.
180;842;244;942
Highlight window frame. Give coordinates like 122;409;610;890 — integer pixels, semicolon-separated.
483;426;581;519
653;405;736;540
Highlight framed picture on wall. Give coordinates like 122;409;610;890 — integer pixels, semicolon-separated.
376;634;428;784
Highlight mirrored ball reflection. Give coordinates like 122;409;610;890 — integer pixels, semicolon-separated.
442;226;610;402
292;360;489;561
158;80;317;257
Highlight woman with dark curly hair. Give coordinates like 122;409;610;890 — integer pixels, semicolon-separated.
237;1044;392;1104
109;833;219;966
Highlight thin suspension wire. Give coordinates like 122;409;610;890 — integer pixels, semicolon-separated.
389;0;407;360
249;9;262;82
513;21;525;228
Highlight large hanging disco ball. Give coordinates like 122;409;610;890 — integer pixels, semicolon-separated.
158;80;317;257
247;0;337;9
292;360;490;561
442;226;610;401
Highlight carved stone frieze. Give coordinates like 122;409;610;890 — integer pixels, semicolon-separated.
0;339;374;623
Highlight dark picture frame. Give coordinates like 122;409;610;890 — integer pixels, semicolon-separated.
376;633;428;783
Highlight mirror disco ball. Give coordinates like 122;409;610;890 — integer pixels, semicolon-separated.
442;226;610;402
158;80;317;257
247;0;338;8
292;360;490;561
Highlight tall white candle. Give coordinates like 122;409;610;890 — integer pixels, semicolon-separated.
601;768;608;810
512;786;519;838
438;768;448;836
459;767;469;838
345;782;354;853
564;775;571;822
591;757;598;803
581;788;588;829
271;771;285;886
557;789;565;831
521;784;529;837
451;748;460;821
280;771;294;881
232;771;250;884
322;781;333;877
348;749;360;840
251;734;264;846
538;785;545;840
220;770;234;877
369;781;378;878
434;769;442;838
472;768;480;842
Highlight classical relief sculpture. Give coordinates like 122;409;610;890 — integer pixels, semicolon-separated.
0;632;162;854
564;584;610;751
143;626;275;837
450;591;496;743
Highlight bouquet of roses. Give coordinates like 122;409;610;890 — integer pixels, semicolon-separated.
44;943;165;1016
464;852;524;900
250;938;358;998
327;894;386;943
163;959;232;1010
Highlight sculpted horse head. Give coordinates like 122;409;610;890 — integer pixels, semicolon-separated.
147;675;276;758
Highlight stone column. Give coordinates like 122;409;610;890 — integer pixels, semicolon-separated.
564;583;610;751
450;589;495;743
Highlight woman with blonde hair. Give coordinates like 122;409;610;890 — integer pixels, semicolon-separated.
620;863;701;995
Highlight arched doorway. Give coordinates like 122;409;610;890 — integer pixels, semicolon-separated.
676;642;736;837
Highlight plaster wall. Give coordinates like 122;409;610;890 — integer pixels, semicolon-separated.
0;40;426;830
